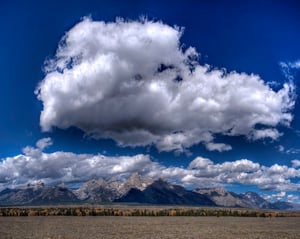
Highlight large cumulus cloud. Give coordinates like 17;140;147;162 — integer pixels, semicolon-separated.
36;17;295;152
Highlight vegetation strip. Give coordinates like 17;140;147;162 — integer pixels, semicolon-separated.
1;207;300;217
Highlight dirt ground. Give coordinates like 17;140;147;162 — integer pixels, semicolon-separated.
1;216;300;239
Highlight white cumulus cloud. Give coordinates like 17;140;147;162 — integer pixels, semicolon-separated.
0;142;156;188
36;18;295;153
1;139;300;194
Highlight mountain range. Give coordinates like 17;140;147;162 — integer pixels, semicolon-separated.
0;173;298;210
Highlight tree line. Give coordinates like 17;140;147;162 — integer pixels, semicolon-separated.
0;207;299;217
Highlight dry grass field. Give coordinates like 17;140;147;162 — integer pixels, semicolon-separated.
1;216;300;239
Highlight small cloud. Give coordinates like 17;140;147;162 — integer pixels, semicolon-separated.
22;138;53;158
274;191;286;201
189;157;213;169
277;145;285;152
287;194;299;203
264;192;299;203
286;148;300;155
276;145;300;155
279;60;300;80
263;191;286;202
250;129;282;141
205;142;232;152
291;159;300;168
36;137;53;150
287;61;300;69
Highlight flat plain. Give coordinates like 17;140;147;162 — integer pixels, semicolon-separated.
1;216;300;239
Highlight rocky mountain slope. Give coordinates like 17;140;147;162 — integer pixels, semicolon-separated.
0;183;79;206
194;188;252;208
240;191;273;209
116;178;216;206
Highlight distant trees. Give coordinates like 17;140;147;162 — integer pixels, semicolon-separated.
0;207;298;217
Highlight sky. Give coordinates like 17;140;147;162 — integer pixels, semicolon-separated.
1;0;300;203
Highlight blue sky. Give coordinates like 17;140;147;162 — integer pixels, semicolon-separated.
1;0;300;202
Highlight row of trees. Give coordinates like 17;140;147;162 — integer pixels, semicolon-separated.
0;207;299;217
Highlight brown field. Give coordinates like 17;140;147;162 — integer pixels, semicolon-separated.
1;216;300;239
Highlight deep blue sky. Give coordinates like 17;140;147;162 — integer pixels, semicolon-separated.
1;0;300;201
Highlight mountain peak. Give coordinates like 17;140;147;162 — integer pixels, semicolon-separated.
73;173;153;202
21;181;45;190
120;173;153;194
240;191;272;209
126;172;143;185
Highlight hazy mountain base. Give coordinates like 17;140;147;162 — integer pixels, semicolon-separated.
1;217;300;239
